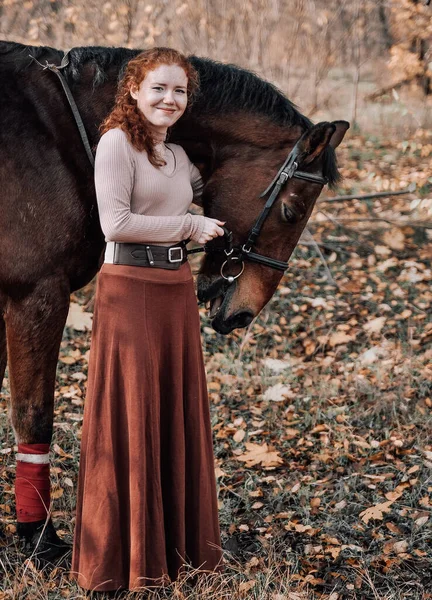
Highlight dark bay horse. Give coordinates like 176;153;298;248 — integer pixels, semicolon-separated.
0;40;348;560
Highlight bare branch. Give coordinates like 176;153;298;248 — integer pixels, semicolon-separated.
319;184;417;203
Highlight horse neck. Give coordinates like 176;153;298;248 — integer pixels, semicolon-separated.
173;111;303;167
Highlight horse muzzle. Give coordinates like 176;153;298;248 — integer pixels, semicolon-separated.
197;273;255;333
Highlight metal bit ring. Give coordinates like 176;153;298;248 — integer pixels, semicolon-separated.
220;259;245;283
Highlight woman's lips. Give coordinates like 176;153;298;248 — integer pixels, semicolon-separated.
157;107;176;113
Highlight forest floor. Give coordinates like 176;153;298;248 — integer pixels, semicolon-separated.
1;132;431;599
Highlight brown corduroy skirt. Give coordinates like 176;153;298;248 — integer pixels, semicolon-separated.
70;262;222;592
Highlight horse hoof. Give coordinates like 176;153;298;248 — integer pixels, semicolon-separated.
17;518;71;569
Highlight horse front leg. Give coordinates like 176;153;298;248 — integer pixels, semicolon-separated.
4;278;71;565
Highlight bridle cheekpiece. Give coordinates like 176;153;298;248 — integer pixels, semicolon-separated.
192;137;329;284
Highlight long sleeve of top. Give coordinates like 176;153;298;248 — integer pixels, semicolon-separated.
94;127;207;245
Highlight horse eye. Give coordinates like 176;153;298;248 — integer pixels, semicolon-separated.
281;202;305;224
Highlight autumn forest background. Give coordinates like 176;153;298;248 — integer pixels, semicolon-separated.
0;1;431;599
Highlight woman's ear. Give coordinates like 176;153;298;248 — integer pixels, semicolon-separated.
130;86;138;100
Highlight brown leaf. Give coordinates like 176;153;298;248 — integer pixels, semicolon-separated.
233;429;246;443
329;331;356;347
386;522;402;534
239;580;256;594
327;546;341;560
208;381;221;391
59;356;76;365
385;489;404;502
393;540;409;554
382;227;405;250
51;487;64;499
311;424;328;434
294;524;310;532
53;444;73;459
235;442;283;468
377;257;399;272
360;500;393;524
214;466;226;479
363;317;386;334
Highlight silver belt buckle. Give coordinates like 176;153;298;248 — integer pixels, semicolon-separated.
168;246;183;263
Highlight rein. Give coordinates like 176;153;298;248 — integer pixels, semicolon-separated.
30;52;328;284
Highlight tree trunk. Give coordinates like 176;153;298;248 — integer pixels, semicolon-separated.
377;0;392;50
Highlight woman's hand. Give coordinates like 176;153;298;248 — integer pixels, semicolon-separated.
196;218;226;244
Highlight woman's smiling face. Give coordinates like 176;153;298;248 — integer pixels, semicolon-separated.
130;64;188;134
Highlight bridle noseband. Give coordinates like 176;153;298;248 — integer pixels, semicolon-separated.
191;139;329;283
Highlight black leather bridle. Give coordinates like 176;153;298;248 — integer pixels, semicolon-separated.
190;138;329;283
31;52;328;283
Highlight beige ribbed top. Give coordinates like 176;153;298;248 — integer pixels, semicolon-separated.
94;127;207;246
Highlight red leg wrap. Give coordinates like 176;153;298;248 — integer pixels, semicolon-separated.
16;443;51;523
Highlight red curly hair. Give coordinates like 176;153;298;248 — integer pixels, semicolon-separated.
99;47;199;167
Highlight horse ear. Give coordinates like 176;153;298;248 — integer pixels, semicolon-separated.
329;120;350;149
298;122;337;165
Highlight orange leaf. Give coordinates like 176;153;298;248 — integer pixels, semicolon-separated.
360;500;393;524
235;442;283;468
233;429;246;443
51;487;64;500
329;331;355;347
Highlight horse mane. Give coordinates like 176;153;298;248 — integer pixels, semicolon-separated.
0;40;138;86
0;40;64;73
190;57;312;128
189;57;341;187
0;41;340;186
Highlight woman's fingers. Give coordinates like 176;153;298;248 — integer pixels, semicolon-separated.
196;217;227;243
203;218;226;238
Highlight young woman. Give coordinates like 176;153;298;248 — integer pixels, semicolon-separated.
70;47;224;592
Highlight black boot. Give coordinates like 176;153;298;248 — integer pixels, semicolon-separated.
17;518;71;568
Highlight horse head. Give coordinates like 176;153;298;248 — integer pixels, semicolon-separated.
170;58;350;334
190;119;349;334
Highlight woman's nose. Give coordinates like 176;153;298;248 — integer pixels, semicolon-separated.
163;90;175;104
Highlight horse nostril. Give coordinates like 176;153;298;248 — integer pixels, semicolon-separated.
213;310;254;333
233;311;254;328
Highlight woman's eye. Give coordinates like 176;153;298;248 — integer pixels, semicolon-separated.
152;86;163;91
175;89;186;94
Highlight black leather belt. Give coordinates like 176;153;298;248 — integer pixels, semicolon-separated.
112;241;188;270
